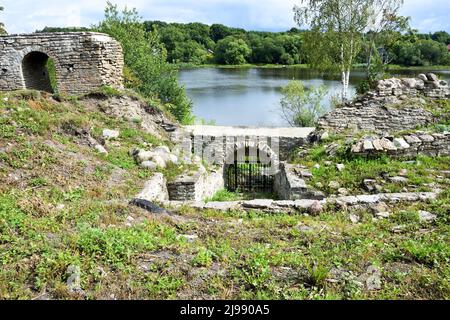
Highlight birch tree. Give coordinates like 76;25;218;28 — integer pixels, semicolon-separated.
362;0;406;75
294;0;403;101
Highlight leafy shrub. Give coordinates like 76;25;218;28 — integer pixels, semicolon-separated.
96;2;194;124
279;80;327;127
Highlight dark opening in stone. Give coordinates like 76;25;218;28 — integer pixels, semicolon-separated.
22;51;54;92
224;144;276;196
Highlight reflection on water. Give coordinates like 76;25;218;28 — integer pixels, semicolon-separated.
178;67;450;127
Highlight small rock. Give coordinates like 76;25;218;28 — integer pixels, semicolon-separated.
418;74;427;81
152;155;167;168
168;154;178;164
372;139;384;151
426;73;439;82
135;173;169;202
328;181;340;190
362;179;377;192
388;176;408;184
418;210;437;223
326;143;340;156
179;234;198;242
243;199;273;209
313;163;321;169
338;188;349;196
140;160;157;170
315;182;323;188
398;169;408;177
349;214;360;224
375;211;391;219
363;139;374;151
379;138;397;151
153;145;171;154
351;141;363;153
66;265;82;293
393;137;410;150
308;201;323;215
365;265;382;291
297;223;313;232
299;169;313;178
391;225;405;233
102;129;119;139
94;144;108;154
370;202;390;214
320;131;330;140
336;163;345;172
136;150;154;162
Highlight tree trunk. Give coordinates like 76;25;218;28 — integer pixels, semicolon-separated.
341;71;347;101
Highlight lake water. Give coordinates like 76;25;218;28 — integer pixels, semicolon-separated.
178;67;450;127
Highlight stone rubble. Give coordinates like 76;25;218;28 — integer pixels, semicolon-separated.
131;146;180;169
102;129;120;140
351;132;450;158
318;74;449;134
162;191;441;213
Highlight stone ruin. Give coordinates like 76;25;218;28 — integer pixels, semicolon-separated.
0;32;124;95
350;132;450;158
318;73;449;134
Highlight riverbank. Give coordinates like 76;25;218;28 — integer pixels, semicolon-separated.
176;62;450;72
176;63;309;70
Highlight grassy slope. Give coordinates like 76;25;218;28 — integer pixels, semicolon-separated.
0;91;449;300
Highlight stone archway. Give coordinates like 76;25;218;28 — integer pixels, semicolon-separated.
224;140;279;193
0;33;124;95
21;51;54;92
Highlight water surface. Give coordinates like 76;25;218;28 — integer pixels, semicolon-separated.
178;67;450;127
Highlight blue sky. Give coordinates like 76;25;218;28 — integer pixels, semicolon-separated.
1;0;449;34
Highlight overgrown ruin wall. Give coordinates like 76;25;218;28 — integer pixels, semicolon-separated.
318;74;449;135
0;32;123;95
351;132;450;158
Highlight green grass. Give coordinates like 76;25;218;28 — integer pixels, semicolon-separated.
292;137;450;195
0;90;449;300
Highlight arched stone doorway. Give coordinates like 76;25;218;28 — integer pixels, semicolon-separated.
224;141;279;193
21;51;54;92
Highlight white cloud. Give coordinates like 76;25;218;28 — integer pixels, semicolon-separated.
0;0;449;34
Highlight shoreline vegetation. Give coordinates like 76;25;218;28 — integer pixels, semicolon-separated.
175;62;450;71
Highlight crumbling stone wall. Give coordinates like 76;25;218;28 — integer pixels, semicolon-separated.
318;73;449;135
351;132;450;158
0;32;123;95
167;167;224;201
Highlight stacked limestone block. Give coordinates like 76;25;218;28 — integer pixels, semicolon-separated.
351;132;450;158
318;74;449;134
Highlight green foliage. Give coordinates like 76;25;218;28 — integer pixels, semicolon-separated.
95;2;194;124
192;248;215;267
215;36;252;65
305;261;329;288
0;6;6;35
142;20;305;66
279;80;327;127
392;39;449;66
235;245;272;290
45;58;58;93
207;189;243;202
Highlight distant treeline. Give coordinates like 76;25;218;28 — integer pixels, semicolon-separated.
39;23;450;67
